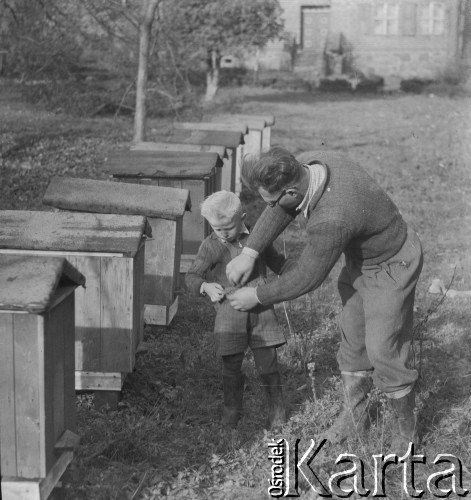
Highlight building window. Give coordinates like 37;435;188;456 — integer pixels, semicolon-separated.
374;1;399;35
419;2;445;35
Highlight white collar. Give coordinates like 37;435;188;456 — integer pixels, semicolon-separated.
296;163;326;217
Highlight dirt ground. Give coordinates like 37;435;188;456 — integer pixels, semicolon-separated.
1;82;470;499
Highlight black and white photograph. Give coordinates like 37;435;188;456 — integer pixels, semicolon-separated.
0;0;470;498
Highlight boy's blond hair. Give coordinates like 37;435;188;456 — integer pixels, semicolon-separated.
201;190;243;221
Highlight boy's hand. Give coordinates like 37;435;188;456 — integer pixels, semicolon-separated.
202;282;225;302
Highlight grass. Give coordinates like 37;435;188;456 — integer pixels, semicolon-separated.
1;80;470;499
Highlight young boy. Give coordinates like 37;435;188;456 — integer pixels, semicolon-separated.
185;190;288;429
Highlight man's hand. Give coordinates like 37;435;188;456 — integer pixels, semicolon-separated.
226;253;256;286
202;282;225;302
227;287;259;311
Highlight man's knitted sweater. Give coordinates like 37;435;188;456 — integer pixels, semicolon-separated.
247;151;408;306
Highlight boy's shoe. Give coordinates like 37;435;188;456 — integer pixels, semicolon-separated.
260;372;287;430
389;388;418;456
221;374;244;428
325;372;372;444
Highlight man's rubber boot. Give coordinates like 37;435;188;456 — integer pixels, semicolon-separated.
389;388;418;455
325;372;373;444
260;372;287;430
221;374;244;428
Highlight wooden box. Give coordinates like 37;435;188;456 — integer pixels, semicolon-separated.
166;128;245;193
172;122;249;192
203;113;275;191
131;141;231;192
0;255;84;500
43;176;191;326
0;211;149;396
105;150;222;273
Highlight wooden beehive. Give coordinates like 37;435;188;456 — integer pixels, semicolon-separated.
0;211;150;399
166;128;244;193
105;150;222;273
203;113;275;189
130;141;231;191
172;122;249;192
43;176;191;326
0;255;84;500
211;113;275;152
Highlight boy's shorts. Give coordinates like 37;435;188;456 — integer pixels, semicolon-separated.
213;301;286;356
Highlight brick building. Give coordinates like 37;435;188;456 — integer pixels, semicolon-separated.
252;0;469;89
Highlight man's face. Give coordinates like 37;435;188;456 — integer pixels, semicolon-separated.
258;187;301;212
207;213;245;242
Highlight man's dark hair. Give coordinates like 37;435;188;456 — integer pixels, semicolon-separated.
241;146;302;194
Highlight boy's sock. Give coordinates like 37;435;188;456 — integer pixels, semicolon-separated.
221;352;245;428
253;347;287;429
253;346;278;375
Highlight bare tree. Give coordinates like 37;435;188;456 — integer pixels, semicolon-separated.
133;0;160;143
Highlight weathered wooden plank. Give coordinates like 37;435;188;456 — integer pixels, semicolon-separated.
262;127;271;152
105;150;222;178
14;314;45;478
0;255;84;314
145;219;177;305
74;372;124;391
173;121;248;134
0;211;148;257
131;141;227;159
168;129;244;149
182;179;207;255
1;480;41;500
43;304;63;475
144;295;179;326
133;244;145;347
43;176;190;220
100;257;134;372
0;313;17;477
69;256;102;372
54;430;80;452
61;293;76;439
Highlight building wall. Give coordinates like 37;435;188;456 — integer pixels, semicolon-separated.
255;0;461;86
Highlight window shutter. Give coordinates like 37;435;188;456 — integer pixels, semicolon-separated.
401;2;417;36
358;3;373;36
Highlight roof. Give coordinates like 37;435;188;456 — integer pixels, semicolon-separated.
173;121;249;135
0;211;151;257
169;129;245;149
131;142;228;159
43;177;191;220
202;114;267;130
0;255;85;314
105;150;223;179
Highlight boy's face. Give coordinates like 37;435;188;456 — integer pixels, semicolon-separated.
207;212;246;243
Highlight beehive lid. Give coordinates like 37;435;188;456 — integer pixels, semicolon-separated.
202;114;267;130
105;150;222;179
169;129;244;149
173;121;248;135
43;177;191;220
0;211;151;257
131;142;228;159
0;255;85;313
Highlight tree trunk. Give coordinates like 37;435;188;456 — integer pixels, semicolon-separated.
204;49;220;102
252;47;260;85
133;0;160;143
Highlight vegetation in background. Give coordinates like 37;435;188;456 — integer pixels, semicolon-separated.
0;0;283;118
